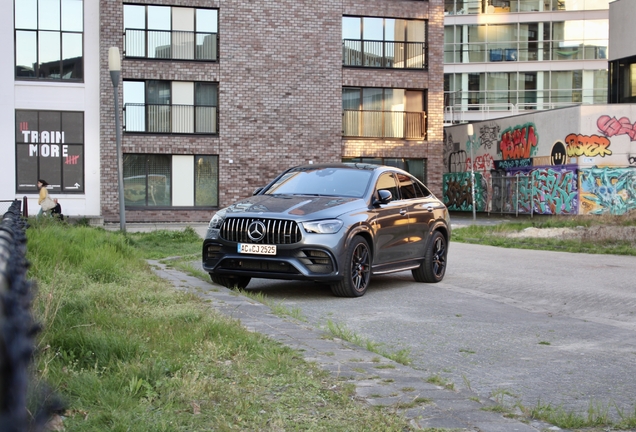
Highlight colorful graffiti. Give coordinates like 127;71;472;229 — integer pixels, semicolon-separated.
580;168;636;215
513;168;578;215
442;172;485;212
499;123;538;160
597;115;636;141
479;124;500;150
564;134;612;158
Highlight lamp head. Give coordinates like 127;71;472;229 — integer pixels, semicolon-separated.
108;47;121;72
467;124;474;136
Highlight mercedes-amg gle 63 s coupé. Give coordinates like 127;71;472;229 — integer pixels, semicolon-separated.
202;163;450;297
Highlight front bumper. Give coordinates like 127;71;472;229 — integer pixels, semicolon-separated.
202;236;345;283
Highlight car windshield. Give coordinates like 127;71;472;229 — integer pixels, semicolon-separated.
263;167;372;198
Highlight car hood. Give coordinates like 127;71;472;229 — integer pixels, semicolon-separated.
222;194;365;219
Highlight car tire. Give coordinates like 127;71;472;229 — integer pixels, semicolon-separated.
330;236;371;297
412;231;447;283
210;274;251;289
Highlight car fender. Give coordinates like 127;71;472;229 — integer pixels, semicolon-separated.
423;219;450;255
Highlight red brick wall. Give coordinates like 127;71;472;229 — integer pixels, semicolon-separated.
100;0;444;223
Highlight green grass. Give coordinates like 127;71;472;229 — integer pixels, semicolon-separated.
452;211;636;255
26;219;412;431
325;320;412;366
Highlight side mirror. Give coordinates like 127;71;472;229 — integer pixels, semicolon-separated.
253;187;263;195
373;189;392;206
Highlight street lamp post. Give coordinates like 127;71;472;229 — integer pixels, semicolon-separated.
108;47;126;232
466;124;477;221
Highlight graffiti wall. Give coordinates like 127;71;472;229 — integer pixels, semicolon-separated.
579;168;636;215
442;172;485;212
444;104;636;216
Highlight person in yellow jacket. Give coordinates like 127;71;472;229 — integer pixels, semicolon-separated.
37;179;51;217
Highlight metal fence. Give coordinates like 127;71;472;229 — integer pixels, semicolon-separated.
0;200;61;431
490;174;530;216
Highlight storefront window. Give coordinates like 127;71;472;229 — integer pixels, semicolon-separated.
15;110;84;193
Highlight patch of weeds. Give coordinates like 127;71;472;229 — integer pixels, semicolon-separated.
374;364;396;370
323;352;335;356
382;379;395;383
326;320;412;365
401;387;416;392
538;341;551;345
348;358;364;362
482;405;510;413
462;374;473;392
522;400;614;429
426;375;455;390
459;348;476;354
491;388;519;406
353;367;366;373
469;396;481;403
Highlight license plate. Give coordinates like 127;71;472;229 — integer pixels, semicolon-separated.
238;243;277;255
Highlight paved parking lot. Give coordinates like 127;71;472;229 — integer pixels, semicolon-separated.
235;241;636;424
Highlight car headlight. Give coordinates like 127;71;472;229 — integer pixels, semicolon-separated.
301;219;343;234
208;209;227;229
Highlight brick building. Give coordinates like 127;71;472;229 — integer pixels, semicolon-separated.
3;0;444;223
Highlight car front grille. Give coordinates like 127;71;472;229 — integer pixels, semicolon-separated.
220;217;302;245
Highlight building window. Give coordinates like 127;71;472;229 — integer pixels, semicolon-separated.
343;157;427;184
444;20;608;65
123;4;218;61
123;81;218;134
343;88;427;139
343;16;427;69
15;0;83;80
15;110;84;193
123;154;218;207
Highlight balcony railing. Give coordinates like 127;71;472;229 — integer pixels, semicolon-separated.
124;28;218;61
343;110;427;139
124;103;218;134
343;40;427;69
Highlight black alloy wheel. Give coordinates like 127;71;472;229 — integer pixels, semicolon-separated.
412;231;447;283
331;236;371;297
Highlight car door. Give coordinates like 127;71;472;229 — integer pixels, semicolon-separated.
397;173;441;258
370;172;411;265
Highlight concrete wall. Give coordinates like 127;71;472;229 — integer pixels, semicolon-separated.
609;0;636;61
444;104;636;215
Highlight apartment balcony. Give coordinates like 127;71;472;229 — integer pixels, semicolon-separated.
124;29;218;61
343;40;427;69
343;110;427;140
124;104;218;134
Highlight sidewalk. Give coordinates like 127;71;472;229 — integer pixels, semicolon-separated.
149;259;551;431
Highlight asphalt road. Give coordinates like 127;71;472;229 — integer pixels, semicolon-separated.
239;241;636;419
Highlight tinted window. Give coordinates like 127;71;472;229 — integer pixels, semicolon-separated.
375;172;399;201
413;180;432;198
396;173;417;200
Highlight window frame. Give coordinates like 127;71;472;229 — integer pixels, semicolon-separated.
122;4;219;61
14;0;84;81
122;80;219;134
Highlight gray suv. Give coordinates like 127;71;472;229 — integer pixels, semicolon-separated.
202;163;450;297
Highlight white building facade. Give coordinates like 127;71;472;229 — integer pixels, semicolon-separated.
444;0;610;124
2;0;101;217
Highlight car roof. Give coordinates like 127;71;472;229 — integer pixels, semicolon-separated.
288;162;398;172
